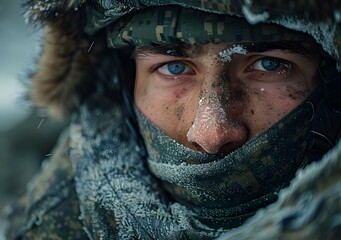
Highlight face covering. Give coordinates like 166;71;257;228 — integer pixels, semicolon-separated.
135;100;314;229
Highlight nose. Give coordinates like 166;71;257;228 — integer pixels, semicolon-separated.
187;92;248;154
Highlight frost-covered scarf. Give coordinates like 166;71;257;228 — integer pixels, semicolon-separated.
69;95;313;239
70;96;226;239
135;100;314;230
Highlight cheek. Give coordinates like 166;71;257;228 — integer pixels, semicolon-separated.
245;82;315;137
136;89;170;126
285;83;315;102
135;82;195;143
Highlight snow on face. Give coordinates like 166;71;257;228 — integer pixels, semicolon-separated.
186;92;230;153
218;44;248;63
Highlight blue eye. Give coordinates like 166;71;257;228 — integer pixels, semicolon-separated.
254;57;290;72
157;61;194;76
260;58;281;71
167;61;186;75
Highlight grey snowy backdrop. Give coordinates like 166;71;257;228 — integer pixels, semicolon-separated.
0;0;66;218
0;0;38;130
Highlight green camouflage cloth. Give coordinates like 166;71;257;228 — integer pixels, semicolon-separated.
84;0;340;32
83;0;341;62
217;138;341;240
2;131;88;240
107;6;314;48
135;99;313;230
22;0;341;62
2;93;340;239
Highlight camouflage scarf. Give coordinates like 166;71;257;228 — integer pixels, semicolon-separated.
135;100;314;230
69;94;311;239
70;96;230;239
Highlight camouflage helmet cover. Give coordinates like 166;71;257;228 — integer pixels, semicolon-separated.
25;0;341;61
83;0;341;62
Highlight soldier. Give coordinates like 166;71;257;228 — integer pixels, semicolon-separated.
2;0;341;239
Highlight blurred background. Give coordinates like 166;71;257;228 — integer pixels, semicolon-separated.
0;0;65;216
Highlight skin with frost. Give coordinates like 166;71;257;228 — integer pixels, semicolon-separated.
134;42;320;154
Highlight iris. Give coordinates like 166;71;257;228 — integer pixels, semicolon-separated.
167;61;186;75
261;57;282;71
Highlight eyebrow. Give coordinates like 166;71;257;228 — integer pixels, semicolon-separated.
242;41;317;56
135;44;204;58
134;41;317;59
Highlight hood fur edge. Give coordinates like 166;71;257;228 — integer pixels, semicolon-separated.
25;0;108;119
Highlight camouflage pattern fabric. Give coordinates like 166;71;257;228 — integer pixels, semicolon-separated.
85;0;340;32
135;98;314;230
2;131;88;239
2;93;340;239
107;6;314;48
22;0;341;67
84;0;341;62
217;138;341;240
67;95;222;239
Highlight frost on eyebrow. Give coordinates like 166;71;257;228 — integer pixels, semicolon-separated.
219;44;248;63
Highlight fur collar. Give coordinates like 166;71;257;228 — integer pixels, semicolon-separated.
25;0;108;119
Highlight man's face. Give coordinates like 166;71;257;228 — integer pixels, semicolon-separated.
134;42;320;154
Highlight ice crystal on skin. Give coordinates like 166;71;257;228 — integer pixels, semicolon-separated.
219;44;248;63
187;92;230;154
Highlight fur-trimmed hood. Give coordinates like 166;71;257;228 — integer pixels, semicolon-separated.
25;0;341;118
25;0;108;118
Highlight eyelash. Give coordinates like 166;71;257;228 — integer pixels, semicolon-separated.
153;61;194;76
152;57;293;81
246;57;293;80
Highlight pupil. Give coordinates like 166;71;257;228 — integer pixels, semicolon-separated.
261;58;281;71
168;62;185;75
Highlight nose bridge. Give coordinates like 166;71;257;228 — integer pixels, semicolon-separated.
201;66;231;112
186;90;230;153
186;67;247;154
203;61;227;88
193;66;232;132
187;91;227;153
197;91;227;125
